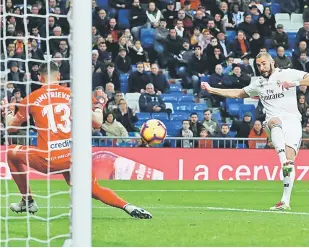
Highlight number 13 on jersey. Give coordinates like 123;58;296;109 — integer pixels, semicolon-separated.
42;104;71;133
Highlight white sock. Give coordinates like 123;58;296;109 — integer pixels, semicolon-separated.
281;163;295;205
271;125;287;165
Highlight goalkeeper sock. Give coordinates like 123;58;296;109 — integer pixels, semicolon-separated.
271;125;287;165
92;183;127;209
281;163;295;205
7;156;33;201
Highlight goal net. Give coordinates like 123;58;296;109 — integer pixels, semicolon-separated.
0;0;92;246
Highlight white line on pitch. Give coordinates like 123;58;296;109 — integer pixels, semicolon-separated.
3;206;309;216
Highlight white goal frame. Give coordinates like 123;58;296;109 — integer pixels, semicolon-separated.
70;0;92;246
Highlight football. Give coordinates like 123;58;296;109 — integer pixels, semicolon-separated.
140;119;167;145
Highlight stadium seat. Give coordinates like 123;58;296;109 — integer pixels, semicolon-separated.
236;143;247;149
121;83;128;93
137;112;151;120
229;131;237;137
171;112;190;120
135;120;145;127
178;95;194;103
167;129;180;137
239;104;256;120
162;94;178;102
120;73;129;84
97;0;108;9
169;120;183;130
212;111;222;122
170;84;182;93
284;50;293;57
227;103;241;117
275;13;290;22
268;49;277;58
200;75;209;82
131;64;137;72
226;30;236;43
175;104;192;112
192;103;207;111
165;102;174;113
152;112;169;121
141;28;155;49
288;32;297;49
271;3;280;14
226;98;244;111
291;13;303;23
265;39;272;49
117;9;131;29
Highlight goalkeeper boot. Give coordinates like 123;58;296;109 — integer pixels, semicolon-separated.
282;160;294;177
123;204;152;219
10;198;39;214
269;201;291;211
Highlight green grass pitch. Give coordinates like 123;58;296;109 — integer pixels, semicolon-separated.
1;180;309;247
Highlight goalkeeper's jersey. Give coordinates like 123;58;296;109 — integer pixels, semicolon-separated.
15;84;72;163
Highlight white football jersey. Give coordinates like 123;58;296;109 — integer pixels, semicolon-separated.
243;68;307;122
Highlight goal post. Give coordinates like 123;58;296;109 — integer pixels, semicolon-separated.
70;0;93;246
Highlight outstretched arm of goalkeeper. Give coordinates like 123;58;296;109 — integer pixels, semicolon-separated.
201;82;249;99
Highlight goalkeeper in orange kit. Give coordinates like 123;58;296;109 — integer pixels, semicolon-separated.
1;62;152;219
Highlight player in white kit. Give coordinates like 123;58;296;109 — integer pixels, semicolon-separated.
201;52;309;210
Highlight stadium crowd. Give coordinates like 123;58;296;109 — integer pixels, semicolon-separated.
1;0;309;149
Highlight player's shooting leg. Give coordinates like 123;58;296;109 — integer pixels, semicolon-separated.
267;118;287;165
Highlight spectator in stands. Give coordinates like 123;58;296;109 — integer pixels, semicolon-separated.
1;42;22;71
146;2;163;28
234;31;250;58
198;29;212;51
108;0;128;19
240;55;254;76
247;5;260;23
107;91;124;111
7;62;25;97
105;83;115;99
149;63;170;93
28;38;44;61
114;48;132;74
96;42;109;62
176;40;194;70
274;46;293;69
176;120;194;148
298;94;308;115
217;32;233;58
271;24;289;49
101;112;129;144
163;28;184;78
176;9;194;32
185;46;208;97
92;49;104;73
201;109;220;136
248;120;267;148
0;82;14;103
101;62;120;91
54;52;70;82
198;129;213;148
297;85;309;104
204;37;220;60
130;0;148;40
190;27;202;46
162;1;177;29
222;55;235;75
208;46;225;74
189;113;204;137
155;19;169;45
250;32;264;58
214;12;226;33
262;6;276;32
130;40;147;64
114;98;139;133
128;62;151;93
207;19;221;38
139;83;170;113
5;0;13;13
183;1;195;20
175;20;186;38
227;3;244;29
213;124;235;148
58;40;70;59
296;21;309;48
106;18;120;43
301;106;309;127
230;112;253;146
237;14;257;39
94;9;108;36
193;10;208;31
292;41;309;67
10;88;23;104
230;64;251;89
294;52;309;71
302;122;309;149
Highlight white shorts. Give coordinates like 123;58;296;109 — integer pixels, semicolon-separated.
264;117;302;153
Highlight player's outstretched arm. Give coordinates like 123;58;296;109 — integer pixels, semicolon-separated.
201;82;249;99
1;99;25;132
